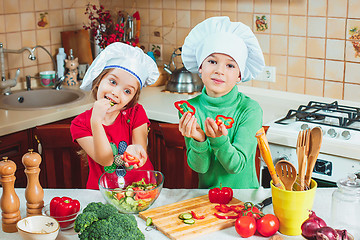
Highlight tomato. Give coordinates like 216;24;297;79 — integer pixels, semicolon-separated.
235;216;256;238
135;188;157;200
241;202;262;219
115;192;125;200
123;152;140;165
256;214;280;237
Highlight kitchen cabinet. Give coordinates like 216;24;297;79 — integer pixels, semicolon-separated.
0;130;31;188
148;120;198;189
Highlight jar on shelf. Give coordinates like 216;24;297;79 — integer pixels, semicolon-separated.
331;172;360;239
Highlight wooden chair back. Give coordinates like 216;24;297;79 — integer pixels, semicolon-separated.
34;124;88;189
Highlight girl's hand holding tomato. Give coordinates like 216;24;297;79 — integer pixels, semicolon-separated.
122;144;147;168
178;112;206;142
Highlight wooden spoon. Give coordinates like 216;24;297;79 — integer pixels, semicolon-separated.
305;127;323;186
275;160;297;191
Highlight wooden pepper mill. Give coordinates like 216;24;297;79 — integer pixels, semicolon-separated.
0;157;21;233
22;149;44;216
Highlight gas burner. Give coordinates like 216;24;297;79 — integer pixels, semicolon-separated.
296;112;325;121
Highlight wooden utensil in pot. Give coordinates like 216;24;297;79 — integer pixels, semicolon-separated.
275;160;297;191
255;127;284;190
296;129;310;191
305;127;323;186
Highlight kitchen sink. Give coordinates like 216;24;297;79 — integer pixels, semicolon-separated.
0;88;86;110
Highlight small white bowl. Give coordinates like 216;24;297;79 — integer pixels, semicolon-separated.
16;215;59;240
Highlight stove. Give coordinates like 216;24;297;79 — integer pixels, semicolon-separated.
262;101;360;187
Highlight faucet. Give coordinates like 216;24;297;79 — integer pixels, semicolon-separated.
0;42;36;95
31;45;63;90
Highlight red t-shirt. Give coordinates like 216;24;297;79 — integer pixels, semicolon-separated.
70;103;154;189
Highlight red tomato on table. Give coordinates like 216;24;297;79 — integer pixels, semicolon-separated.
256;214;280;237
235;215;257;238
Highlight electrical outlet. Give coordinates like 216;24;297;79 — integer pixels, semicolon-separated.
255;66;276;82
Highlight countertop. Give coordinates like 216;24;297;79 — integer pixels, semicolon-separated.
1;85;360;136
0;187;336;240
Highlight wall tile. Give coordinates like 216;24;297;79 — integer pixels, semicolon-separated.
50;27;63;45
305;78;323;97
149;9;162;26
8;54;23;69
237;13;253;28
325;60;344;82
324;81;343;99
326;39;345;61
21;31;36;48
306;58;324;79
307;38;325;58
287;76;305;94
254;0;270;14
308;0;326;17
289;16;306;36
252;79;269;89
149;26;163;44
162;26;176;45
344;83;360;102
345;40;360;63
0;16;5;33
20;0;35;12
348;0;360;19
64;9;76;26
345;62;360;84
137;0;149;8
190;0;205;11
34;0;48;11
271;15;288;35
327;18;346;39
270;35;287;55
269;74;286;91
150;0;162;9
289;0;307;16
163;9;176;27
222;12;236;22
176;10;190;28
288;56;306;77
346;19;360;40
307;17;326;38
222;0;237;12
237;0;253;13
270;55;287;75
205;11;221;19
176;0;190;10
271;0;288;15
5;14;21;32
288;36;306;57
49;0;63;10
48;10;63;27
328;0;347;18
20;12;36;31
163;0;175;9
36;29;51;46
4;0;19;14
190;10;205;28
256;34;270;54
205;0;220;11
176;28;189;46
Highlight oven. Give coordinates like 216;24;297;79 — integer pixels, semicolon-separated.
260;101;360;188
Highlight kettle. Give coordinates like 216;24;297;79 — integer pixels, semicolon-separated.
163;47;203;93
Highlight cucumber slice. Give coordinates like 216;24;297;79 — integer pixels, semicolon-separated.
178;212;192;220
125;189;135;197
125;197;135;205
183;219;195;225
146;217;153;226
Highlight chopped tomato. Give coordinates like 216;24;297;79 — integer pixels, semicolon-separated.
123;152;140;165
115;192;125;200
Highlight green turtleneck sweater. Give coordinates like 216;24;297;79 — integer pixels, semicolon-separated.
184;86;262;189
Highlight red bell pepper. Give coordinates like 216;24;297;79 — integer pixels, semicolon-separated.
191;211;205;220
50;196;80;228
123;152;140;165
174;100;196;116
215;115;234;129
208;184;233;204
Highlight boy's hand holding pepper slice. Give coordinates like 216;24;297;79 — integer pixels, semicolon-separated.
208;184;233;204
50;196;80;228
215;115;234;129
174;100;196;116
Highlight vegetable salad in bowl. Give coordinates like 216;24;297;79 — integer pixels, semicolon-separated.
99;170;164;214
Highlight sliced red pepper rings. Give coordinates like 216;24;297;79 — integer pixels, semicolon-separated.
50;196;80;228
174;100;196;116
123;151;140;165
191;211;205;220
215;115;234;129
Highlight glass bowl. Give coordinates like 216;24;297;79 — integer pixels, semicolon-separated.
98;169;164;214
42;204;81;230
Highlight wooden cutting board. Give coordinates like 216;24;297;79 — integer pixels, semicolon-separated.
61;29;93;64
139;195;243;240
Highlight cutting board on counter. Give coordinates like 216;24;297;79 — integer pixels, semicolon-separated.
139;195;243;240
61;29;93;64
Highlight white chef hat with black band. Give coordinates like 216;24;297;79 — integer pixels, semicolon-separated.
80;42;159;91
181;16;265;82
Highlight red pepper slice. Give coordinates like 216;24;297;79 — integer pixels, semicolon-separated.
215;115;234;129
50;196;80;228
191;211;205;220
174;100;196;115
215;204;232;213
214;212;239;219
123;152;140;165
208;184;233;204
230;204;245;213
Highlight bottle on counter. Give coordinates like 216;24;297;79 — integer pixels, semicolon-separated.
56;48;67;78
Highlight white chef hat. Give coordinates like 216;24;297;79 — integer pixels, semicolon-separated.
80;42;159;91
181;16;265;82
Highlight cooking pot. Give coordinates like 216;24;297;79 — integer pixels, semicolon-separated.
163;47;203;93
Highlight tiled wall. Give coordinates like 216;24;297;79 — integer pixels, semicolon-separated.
101;0;360;102
0;0;98;87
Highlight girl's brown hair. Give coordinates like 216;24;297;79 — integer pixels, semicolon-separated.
90;68;141;109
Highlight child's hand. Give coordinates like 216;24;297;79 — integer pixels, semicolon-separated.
91;98;113;122
178;112;206;142
123;144;147;168
204;117;228;138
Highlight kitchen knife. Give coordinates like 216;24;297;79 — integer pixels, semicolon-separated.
255;196;272;211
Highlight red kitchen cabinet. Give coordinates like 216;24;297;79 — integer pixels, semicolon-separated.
148;120;198;189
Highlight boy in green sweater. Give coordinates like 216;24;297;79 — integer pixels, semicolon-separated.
179;16;265;189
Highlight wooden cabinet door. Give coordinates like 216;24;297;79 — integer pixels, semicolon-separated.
148;121;198;189
0;130;30;188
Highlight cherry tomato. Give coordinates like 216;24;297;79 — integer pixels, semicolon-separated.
256;214;280;237
242;205;262;219
235;216;256;238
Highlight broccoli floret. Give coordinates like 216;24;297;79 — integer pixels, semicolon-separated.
82;202;105;213
74;211;98;234
74;202;145;239
96;203;118;219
